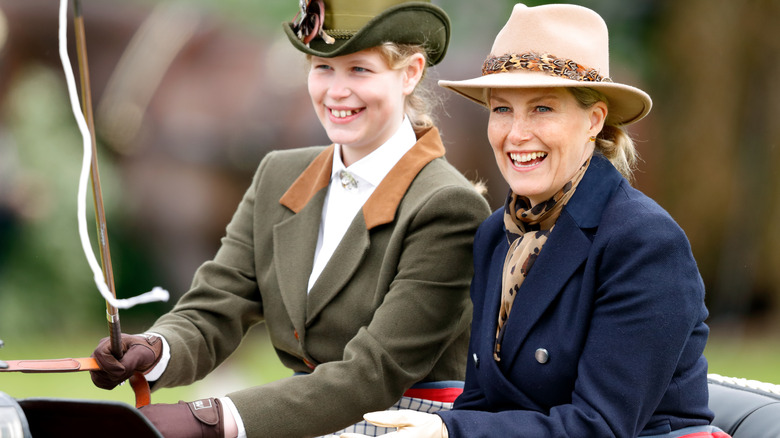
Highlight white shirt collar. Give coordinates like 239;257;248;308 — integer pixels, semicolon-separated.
331;116;417;188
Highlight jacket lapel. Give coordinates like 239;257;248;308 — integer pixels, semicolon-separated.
275;146;334;335
279;145;334;213
306;215;371;323
498;154;623;367
276;127;445;224
282;128;446;325
273;189;326;337
361;127;445;229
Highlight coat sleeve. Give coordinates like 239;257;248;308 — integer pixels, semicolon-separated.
440;188;710;437
449;212;500;411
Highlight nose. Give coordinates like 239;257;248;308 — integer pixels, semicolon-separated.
507;114;532;145
327;74;352;100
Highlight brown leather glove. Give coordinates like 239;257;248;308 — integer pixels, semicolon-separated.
139;398;224;438
90;333;163;390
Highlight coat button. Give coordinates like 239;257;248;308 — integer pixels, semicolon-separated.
535;348;549;364
473;353;480;368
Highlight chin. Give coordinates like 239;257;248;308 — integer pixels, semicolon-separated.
326;131;360;146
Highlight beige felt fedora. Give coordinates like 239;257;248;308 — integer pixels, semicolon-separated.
438;3;652;125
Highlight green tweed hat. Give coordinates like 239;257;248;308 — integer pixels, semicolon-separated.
283;0;451;66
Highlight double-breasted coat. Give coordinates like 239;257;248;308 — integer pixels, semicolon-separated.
147;128;491;437
438;155;715;437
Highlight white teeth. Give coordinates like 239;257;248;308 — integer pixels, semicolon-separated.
332;109;357;118
509;151;547;165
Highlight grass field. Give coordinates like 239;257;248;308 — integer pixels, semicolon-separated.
703;322;780;384
2;323;778;406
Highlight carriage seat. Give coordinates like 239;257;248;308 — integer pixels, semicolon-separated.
707;373;780;437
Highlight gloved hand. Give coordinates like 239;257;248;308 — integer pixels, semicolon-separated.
90;333;163;389
139;398;224;438
341;410;448;438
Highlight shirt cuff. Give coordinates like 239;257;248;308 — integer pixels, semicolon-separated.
219;396;247;438
142;332;170;382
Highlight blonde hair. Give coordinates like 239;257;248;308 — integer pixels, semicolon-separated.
568;87;639;183
372;42;436;131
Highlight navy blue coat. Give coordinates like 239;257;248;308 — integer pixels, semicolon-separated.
438;155;714;437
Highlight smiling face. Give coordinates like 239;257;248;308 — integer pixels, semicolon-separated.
308;48;423;166
487;87;607;206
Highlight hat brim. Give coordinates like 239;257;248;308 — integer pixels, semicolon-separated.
439;71;652;125
283;2;450;66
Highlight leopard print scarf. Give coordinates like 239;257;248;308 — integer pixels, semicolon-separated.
494;158;590;361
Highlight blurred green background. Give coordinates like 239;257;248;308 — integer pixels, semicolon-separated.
1;0;779;406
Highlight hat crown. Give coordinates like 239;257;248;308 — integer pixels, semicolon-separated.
491;3;610;77
438;3;652;125
325;0;418;32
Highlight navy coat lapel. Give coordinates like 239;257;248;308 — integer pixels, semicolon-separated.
495;155;623;368
498;212;592;367
478;235;546;407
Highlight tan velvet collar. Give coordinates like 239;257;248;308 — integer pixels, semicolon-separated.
279;127;446;229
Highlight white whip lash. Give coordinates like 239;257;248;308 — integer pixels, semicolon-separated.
58;0;169;309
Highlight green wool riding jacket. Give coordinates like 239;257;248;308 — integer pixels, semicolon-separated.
147;127;491;437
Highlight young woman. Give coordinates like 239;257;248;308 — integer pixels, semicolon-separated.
345;3;728;438
89;1;490;437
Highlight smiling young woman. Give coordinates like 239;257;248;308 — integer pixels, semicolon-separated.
307;48;424;166
86;1;491;437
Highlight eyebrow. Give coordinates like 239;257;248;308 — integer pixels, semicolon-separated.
489;91;561;105
314;56;381;69
527;93;560;104
348;57;382;67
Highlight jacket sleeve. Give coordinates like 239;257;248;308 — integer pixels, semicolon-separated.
440;188;709;437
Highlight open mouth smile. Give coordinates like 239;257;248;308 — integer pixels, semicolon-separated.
329;108;363;119
509;151;547;168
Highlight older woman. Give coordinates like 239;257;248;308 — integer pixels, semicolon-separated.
344;3;729;438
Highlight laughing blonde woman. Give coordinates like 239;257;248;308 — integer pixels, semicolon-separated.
345;3;728;438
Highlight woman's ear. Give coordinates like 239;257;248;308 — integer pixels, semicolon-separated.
402;53;426;95
588;100;608;136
